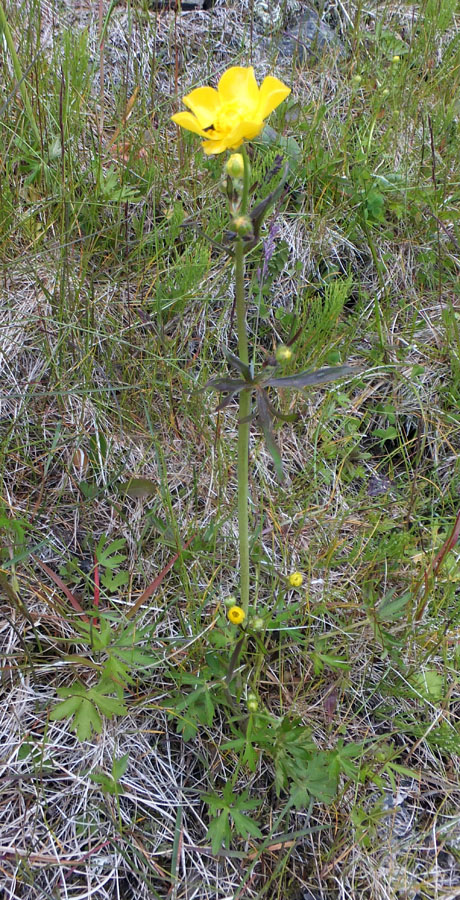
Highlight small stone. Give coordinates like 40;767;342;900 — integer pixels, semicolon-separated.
272;8;344;65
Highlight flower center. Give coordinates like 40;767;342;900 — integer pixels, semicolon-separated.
213;99;249;134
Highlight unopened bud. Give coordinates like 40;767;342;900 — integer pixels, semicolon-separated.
352;74;362;84
224;595;237;609
392;55;400;63
247;693;259;713
226;153;245;179
251;616;265;632
233;215;253;238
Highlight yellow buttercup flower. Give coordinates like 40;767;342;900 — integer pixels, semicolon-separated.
227;605;246;625
288;572;303;588
171;66;291;155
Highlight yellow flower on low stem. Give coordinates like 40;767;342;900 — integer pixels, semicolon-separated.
288;572;303;588
227;605;246;625
172;66;290;155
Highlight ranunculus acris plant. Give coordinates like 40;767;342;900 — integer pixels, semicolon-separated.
172;66;354;618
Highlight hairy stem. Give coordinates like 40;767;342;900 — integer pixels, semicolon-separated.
235;146;251;615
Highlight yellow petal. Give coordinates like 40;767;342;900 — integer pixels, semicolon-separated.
257;76;291;119
182;86;220;128
226;118;264;148
217;66;259;108
201;137;229;154
171;110;207;136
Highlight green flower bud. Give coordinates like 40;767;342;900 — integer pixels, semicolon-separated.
226;153;245;179
251;616;265;632
224;595;237;609
275;344;293;364
352;74;362;84
233;215;253;238
247;693;259;713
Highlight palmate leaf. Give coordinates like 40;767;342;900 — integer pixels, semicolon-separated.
231;808;263;841
50;681;127;741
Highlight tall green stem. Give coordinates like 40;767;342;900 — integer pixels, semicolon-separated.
235;147;251;615
0;2;41;146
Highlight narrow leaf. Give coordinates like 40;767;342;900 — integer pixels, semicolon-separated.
266;364;355;389
264;395;298;423
204;377;247;393
238;410;257;425
222;348;252;381
250;162;290;238
256;391;284;482
216;391;245;412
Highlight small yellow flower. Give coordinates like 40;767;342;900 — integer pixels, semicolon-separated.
226;153;245;178
275;344;293;364
227;605;246;625
171;66;291;155
288;572;303;588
